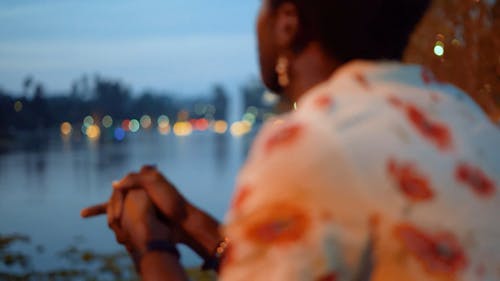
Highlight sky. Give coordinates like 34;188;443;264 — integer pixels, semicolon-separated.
0;0;262;96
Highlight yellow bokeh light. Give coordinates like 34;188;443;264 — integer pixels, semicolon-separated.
173;122;193;137
102;115;113;128
140;115;152;129
230;121;252;137
213;120;228;134
86;125;101;139
60;122;72;136
14;101;23;112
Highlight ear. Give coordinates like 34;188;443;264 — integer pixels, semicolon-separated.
272;2;299;51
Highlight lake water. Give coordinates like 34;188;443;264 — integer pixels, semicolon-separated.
0;130;256;271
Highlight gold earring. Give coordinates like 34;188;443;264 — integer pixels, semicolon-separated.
275;56;290;88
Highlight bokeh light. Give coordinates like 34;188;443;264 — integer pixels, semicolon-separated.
230;121;252;137
262;91;279;106
433;41;445;57
173;121;192;136
114;128;126;141
158;125;170;135
86;125;101;139
121;119;130;131
246;106;258;115
102;115;113;128
83;116;94;127
129;119;140;133
157;115;169;125
193;118;209;131
157;115;170;135
14;101;23;112
140;115;152;129
242;113;256;125
213;120;228;134
60;122;72;136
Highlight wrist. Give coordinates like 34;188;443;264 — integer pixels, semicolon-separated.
201;237;229;271
132;223;172;255
139;251;188;281
132;240;181;273
181;204;222;260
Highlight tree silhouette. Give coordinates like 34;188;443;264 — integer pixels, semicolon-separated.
92;77;131;119
32;83;50;128
22;75;34;97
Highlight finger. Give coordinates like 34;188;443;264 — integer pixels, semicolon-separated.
112;172;141;191
114;230;128;244
107;197;115;228
139;171;187;220
81;203;107;218
112;190;125;226
107;190;122;229
107;194;127;244
140;165;157;173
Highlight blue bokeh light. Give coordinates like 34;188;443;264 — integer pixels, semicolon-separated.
114;127;126;141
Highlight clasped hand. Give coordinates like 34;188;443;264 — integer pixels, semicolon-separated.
81;165;222;269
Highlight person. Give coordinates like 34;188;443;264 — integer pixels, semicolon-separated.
81;0;500;280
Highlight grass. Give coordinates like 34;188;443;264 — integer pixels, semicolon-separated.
0;233;216;281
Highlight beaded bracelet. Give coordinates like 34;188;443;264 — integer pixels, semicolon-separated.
201;237;230;271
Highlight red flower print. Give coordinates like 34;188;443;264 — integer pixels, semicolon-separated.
421;67;436;85
387;159;435;203
405;104;453;151
245;203;310;246
231;186;252;211
455;163;496;198
317;272;337;281
387;96;404;108
394;223;468;275
314;95;334;109
369;213;381;229
265;123;303;153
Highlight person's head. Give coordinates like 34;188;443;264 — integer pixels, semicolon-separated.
257;0;432;97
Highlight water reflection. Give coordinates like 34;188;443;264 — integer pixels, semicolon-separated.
0;131;253;271
214;134;228;174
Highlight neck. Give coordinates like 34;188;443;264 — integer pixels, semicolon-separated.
283;43;340;103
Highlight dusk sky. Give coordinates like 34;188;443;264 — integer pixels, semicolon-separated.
0;0;261;96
